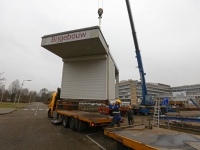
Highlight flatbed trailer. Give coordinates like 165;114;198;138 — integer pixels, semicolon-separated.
49;99;113;131
104;125;200;150
56;109;112;128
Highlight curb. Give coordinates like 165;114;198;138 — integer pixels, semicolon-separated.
0;108;19;115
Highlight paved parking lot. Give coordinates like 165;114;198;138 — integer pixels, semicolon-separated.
0;102;104;150
0;102;151;150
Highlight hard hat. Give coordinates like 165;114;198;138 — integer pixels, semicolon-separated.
116;99;122;104
128;106;131;109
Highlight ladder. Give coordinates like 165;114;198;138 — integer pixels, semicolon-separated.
153;100;161;128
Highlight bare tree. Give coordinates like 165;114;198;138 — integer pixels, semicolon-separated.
1;89;9;102
29;91;37;103
0;72;6;87
20;88;30;102
48;91;54;98
8;79;20;102
39;88;49;102
0;72;6;97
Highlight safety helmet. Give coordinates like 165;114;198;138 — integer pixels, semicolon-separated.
128;106;132;109
116;99;122;104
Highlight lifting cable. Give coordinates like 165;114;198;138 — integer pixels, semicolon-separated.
98;0;103;9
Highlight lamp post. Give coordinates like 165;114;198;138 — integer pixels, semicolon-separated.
29;91;32;104
14;84;22;105
17;80;31;107
14;90;18;104
0;85;5;103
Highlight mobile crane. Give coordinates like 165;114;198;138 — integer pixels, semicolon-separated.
126;0;176;115
126;0;154;115
98;0;154;116
104;1;200;150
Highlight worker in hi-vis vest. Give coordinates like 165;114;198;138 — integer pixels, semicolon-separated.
126;106;134;125
108;99;122;127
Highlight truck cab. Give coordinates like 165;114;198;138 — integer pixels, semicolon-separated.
48;92;57;118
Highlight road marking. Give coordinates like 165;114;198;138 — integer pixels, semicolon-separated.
35;105;38;115
18;106;49;111
86;133;106;150
19;109;48;111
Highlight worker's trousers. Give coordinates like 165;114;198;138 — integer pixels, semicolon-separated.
128;116;134;125
109;116;121;128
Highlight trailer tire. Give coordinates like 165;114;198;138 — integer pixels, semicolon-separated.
70;116;75;130
75;119;79;130
62;116;69;128
77;120;88;131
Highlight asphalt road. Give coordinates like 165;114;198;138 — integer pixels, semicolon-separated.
0;102;119;150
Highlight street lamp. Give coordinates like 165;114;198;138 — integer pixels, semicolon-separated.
0;85;5;103
29;91;33;104
14;84;22;105
17;80;31;107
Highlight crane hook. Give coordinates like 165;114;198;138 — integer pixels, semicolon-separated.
98;8;103;18
98;8;103;28
98;0;103;28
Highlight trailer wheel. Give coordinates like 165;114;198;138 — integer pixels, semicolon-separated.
62;116;69;128
70;116;75;130
48;109;53;118
78;120;89;131
75;118;79;130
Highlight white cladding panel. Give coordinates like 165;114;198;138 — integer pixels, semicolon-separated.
108;56;115;100
61;58;107;100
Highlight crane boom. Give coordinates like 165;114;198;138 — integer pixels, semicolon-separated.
125;0;148;105
190;98;200;109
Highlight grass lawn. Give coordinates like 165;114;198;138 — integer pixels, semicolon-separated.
0;102;28;109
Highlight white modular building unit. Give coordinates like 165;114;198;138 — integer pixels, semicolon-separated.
41;26;119;102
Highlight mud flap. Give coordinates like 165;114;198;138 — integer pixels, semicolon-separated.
78;120;88;131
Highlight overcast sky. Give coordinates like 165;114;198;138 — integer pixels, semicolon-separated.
0;0;200;92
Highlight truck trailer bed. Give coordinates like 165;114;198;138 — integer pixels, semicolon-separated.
57;110;112;126
104;125;200;150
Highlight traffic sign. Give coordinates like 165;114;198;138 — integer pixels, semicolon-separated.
163;97;169;105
